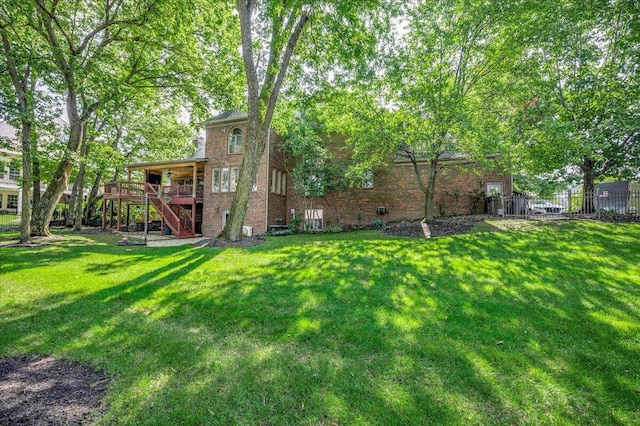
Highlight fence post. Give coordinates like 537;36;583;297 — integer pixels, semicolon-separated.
568;190;572;216
596;188;600;221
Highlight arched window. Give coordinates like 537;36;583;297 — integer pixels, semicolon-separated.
228;128;242;154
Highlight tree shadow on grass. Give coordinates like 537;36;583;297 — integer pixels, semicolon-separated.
0;223;639;424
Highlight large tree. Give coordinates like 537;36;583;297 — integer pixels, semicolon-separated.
0;1;59;242
220;0;392;241
513;0;640;199
323;0;522;221
1;0;239;236
0;21;37;243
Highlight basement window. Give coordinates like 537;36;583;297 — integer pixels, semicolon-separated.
305;209;323;231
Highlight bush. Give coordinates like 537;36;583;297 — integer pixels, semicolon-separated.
288;215;301;234
371;218;386;228
87;213;102;227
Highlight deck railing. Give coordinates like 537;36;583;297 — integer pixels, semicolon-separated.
104;182;203;199
104;181;146;198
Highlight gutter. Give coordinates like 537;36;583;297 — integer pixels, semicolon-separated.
265;129;270;233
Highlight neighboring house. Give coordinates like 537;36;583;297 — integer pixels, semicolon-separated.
596;181;640;214
0;119;72;217
0;122;23;215
105;111;512;237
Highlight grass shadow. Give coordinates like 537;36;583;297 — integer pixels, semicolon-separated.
0;222;639;424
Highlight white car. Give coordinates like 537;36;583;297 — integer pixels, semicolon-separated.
528;200;565;214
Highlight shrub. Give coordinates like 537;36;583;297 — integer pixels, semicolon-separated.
371;218;386;228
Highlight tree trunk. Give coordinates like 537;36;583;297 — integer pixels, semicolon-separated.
72;139;89;230
84;170;103;224
67;136;89;230
19;121;33;244
66;176;79;227
32;142;41;207
31;92;87;236
220;1;308;241
1;27;33;243
424;157;439;222
408;152;440;222
219;126;267;241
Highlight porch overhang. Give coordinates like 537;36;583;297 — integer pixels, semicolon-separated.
125;159;207;179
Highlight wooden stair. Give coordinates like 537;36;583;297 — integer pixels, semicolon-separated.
145;183;195;238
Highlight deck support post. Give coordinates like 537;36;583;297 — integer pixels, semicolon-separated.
192;164;197;198
126;204;130;231
101;198;106;230
116;198;122;231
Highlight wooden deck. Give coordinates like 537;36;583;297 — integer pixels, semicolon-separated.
102;181;203;238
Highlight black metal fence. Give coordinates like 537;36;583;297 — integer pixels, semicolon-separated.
487;190;640;219
0;205;68;232
0;210;19;231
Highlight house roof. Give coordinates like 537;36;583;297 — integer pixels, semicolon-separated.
200;109;247;126
125;159;206;171
394;150;498;163
186;137;205;160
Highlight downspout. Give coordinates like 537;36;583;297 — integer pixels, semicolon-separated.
265;128;270;233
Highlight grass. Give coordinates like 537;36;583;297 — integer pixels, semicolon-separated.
0;220;639;425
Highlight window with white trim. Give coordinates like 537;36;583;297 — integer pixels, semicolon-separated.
7;194;18;209
212;168;220;192
305;209;323;231
362;169;374;189
221;167;230;192
486;182;503;196
270;168;287;196
230;167;239;192
228;128;242;154
271;168;277;193
281;172;286;195
9;168;19;181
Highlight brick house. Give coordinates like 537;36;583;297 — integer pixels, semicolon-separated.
0;122;22;215
1;120;72;217
105;111;511;237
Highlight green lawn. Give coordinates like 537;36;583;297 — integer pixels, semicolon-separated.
1;220;639;425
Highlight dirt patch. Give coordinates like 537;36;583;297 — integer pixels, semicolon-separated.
0;355;109;425
194;235;266;248
383;216;491;238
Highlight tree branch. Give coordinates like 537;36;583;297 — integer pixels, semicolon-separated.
264;12;308;130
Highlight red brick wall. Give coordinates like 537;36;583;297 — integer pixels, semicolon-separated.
201;117;512;234
202;119;270;236
285;159;511;229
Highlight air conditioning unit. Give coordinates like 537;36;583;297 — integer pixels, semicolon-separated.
242;226;253;237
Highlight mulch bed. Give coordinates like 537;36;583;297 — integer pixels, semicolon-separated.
383;215;490;238
0;355;109;425
596;213;640;223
